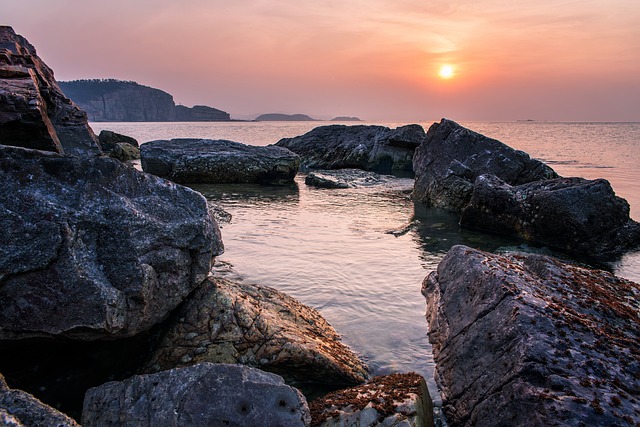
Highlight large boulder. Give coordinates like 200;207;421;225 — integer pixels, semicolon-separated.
1;373;79;427
141;138;300;184
82;363;310;427
275;124;425;172
460;174;640;258
423;245;640;427
310;373;434;427
0;26;100;156
413;119;557;210
0;144;222;340
143;277;369;391
97;130;139;151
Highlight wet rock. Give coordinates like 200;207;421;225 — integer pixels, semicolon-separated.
275;124;425;172
310;373;434;427
423;245;640;427
305;169;395;189
82;363;310;427
0;144;222;340
144;277;369;391
460;174;640;258
0;26;100;156
0;373;79;427
141;138;300;184
413;119;557;210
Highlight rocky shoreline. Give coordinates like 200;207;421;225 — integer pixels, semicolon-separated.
2;25;640;426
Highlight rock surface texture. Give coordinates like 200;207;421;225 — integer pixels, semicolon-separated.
144;277;369;390
423;245;640;427
0;26;100;156
141;138;300;184
305;169;399;189
460;174;640;258
98;130;140;161
0;144;222;340
276;124;425;172
310;373;434;427
82;363;311;427
0;373;79;427
413;118;557;210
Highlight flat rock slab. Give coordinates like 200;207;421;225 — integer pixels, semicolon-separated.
423;245;640;426
144;277;369;391
305;169;398;189
82;363;310;427
275;124;425;172
141;138;300;184
0;144;222;340
310;373;434;427
413;118;557;210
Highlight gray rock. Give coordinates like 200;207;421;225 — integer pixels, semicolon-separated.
0;373;79;427
412;119;557;210
275;124;425;172
0;144;222;340
108;142;140;162
310;373;434;427
141;138;300;184
0;26;100;156
423;245;640;427
460;174;640;258
144;277;369;390
305;169;396;189
97;130;139;151
82;363;310;427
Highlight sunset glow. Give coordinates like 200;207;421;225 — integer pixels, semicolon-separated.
2;0;639;121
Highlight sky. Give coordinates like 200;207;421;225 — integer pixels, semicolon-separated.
2;0;640;121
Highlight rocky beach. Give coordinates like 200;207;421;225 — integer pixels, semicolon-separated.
1;25;639;427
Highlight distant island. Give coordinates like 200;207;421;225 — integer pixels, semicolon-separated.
59;79;231;122
331;116;362;122
254;113;317;121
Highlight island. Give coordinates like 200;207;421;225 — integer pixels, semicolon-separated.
331;116;361;121
254;113;317;121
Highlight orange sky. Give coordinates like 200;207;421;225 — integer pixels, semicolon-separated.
3;0;640;121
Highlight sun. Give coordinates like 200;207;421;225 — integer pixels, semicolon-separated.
438;64;455;79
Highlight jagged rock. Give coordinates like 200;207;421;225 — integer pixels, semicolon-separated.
460;174;640;258
0;373;79;427
305;169;395;189
423;245;640;427
141;138;300;184
0;26;100;156
97;130;139;151
275;124;425;172
413;119;557;210
0;144;222;340
143;277;369;391
82;363;311;427
310;373;434;427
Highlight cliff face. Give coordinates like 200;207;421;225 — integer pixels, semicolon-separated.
59;80;230;122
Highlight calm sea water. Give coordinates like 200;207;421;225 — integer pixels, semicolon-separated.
92;120;640;405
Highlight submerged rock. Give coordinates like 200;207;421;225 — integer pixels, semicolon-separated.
141;138;300;184
82;363;310;427
423;245;640;426
0;373;79;427
275;124;425;172
310;373;434;427
0;26;100;156
460;174;640;258
144;277;369;391
305;169;396;189
0;144;222;340
413;118;557;210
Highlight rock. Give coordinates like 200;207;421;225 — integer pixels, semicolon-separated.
82;363;311;427
108;142;141;162
143;277;369;391
0;373;79;427
275;124;425;173
460;174;640;258
423;245;640;427
412;119;557;210
305;169;395;189
0;144;222;340
97;130;139;151
0;26;100;156
310;373;434;427
141;138;300;184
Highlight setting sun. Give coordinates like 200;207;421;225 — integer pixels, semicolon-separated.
438;64;455;79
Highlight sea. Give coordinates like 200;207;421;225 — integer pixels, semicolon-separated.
91;120;640;408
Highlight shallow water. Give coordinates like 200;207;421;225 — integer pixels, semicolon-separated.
93;120;640;405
